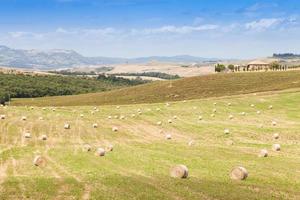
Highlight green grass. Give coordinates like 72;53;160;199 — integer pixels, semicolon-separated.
11;70;300;106
1;89;300;199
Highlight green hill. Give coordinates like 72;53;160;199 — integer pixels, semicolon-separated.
12;71;300;106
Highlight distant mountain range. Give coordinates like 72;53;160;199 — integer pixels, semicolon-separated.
0;45;218;70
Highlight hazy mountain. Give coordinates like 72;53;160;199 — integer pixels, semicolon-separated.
0;45;217;69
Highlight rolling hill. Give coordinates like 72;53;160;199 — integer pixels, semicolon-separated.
12;71;300;106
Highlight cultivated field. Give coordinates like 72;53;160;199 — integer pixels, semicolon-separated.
1;89;300;199
12;71;300;107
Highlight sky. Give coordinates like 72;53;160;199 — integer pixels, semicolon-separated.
0;0;299;59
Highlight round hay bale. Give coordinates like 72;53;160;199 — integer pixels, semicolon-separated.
40;134;47;141
93;123;98;128
120;115;125;120
42;107;46;110
52;108;56;112
112;126;118;132
256;111;261;115
212;108;217;113
21;116;27;121
230;166;248;180
39;117;43;120
0;114;5;119
259;149;268;157
173;115;177;119
241;112;246;116
213;102;217;106
272;121;277;126
272;144;281;151
198;116;203;120
33;156;46;167
157;121;162;126
166;103;170;107
269;105;273;109
64;124;71;129
24;132;31;138
188;140;194;146
165;134;172;140
105;144;114;152
116;106;120;109
211;114;215;118
156;108;161;111
108;116;112;119
168;119;173;124
91;111;95;115
193;106;197;110
228;115;234;120
183;100;187;103
80;114;84;118
96;148;106;156
227;103;232;106
224;129;230;134
170;165;188;178
83;144;91;152
131;114;136;117
114;115;118;119
30;106;34;110
273;133;279;140
93;107;97;110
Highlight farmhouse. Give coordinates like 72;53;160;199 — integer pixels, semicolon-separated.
247;60;271;71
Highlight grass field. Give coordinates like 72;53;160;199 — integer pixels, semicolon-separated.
12;71;300;107
1;89;300;199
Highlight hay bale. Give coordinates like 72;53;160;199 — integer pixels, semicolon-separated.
241;112;246;116
193;106;197;110
21;116;27;121
250;104;255;108
83;144;91;152
42;107;46;110
39;117;43;120
224;129;230;134
226;140;234;145
156;108;161;111
30;106;34;110
91;111;95;115
256;111;261;115
157;121;162;126
273;133;279;139
228;115;234;120
24;132;31;138
33;156;46;167
227;103;232;106
165;134;172;140
116;106;120;109
211;114;215;117
214;102;217;106
259;149;268;157
212;108;217;113
105;144;114;152
168;119;173;124
93;123;98;128
198;116;203;120
188;140;194;146
272;121;277;126
114;115;118;119
272;144;281;151
230;166;248;180
269;105;273;109
52;108;56;112
170;165;188;178
64;124;71;129
96;148;106;156
173;115;177;119
131;114;136;117
40;134;47;140
120;115;125;120
0;114;5;119
166;103;170;107
80;114;84;118
112;126;118;132
108;116;112;119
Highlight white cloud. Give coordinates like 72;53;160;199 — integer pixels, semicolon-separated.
133;24;218;35
9;31;44;39
245;18;283;31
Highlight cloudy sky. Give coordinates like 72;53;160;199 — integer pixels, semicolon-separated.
0;0;299;58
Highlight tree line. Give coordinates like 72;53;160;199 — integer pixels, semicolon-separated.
0;73;147;104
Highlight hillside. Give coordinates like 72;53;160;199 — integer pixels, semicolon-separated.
0;45;217;70
1;90;300;199
12;71;300;106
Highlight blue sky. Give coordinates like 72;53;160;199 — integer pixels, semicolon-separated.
0;0;299;58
